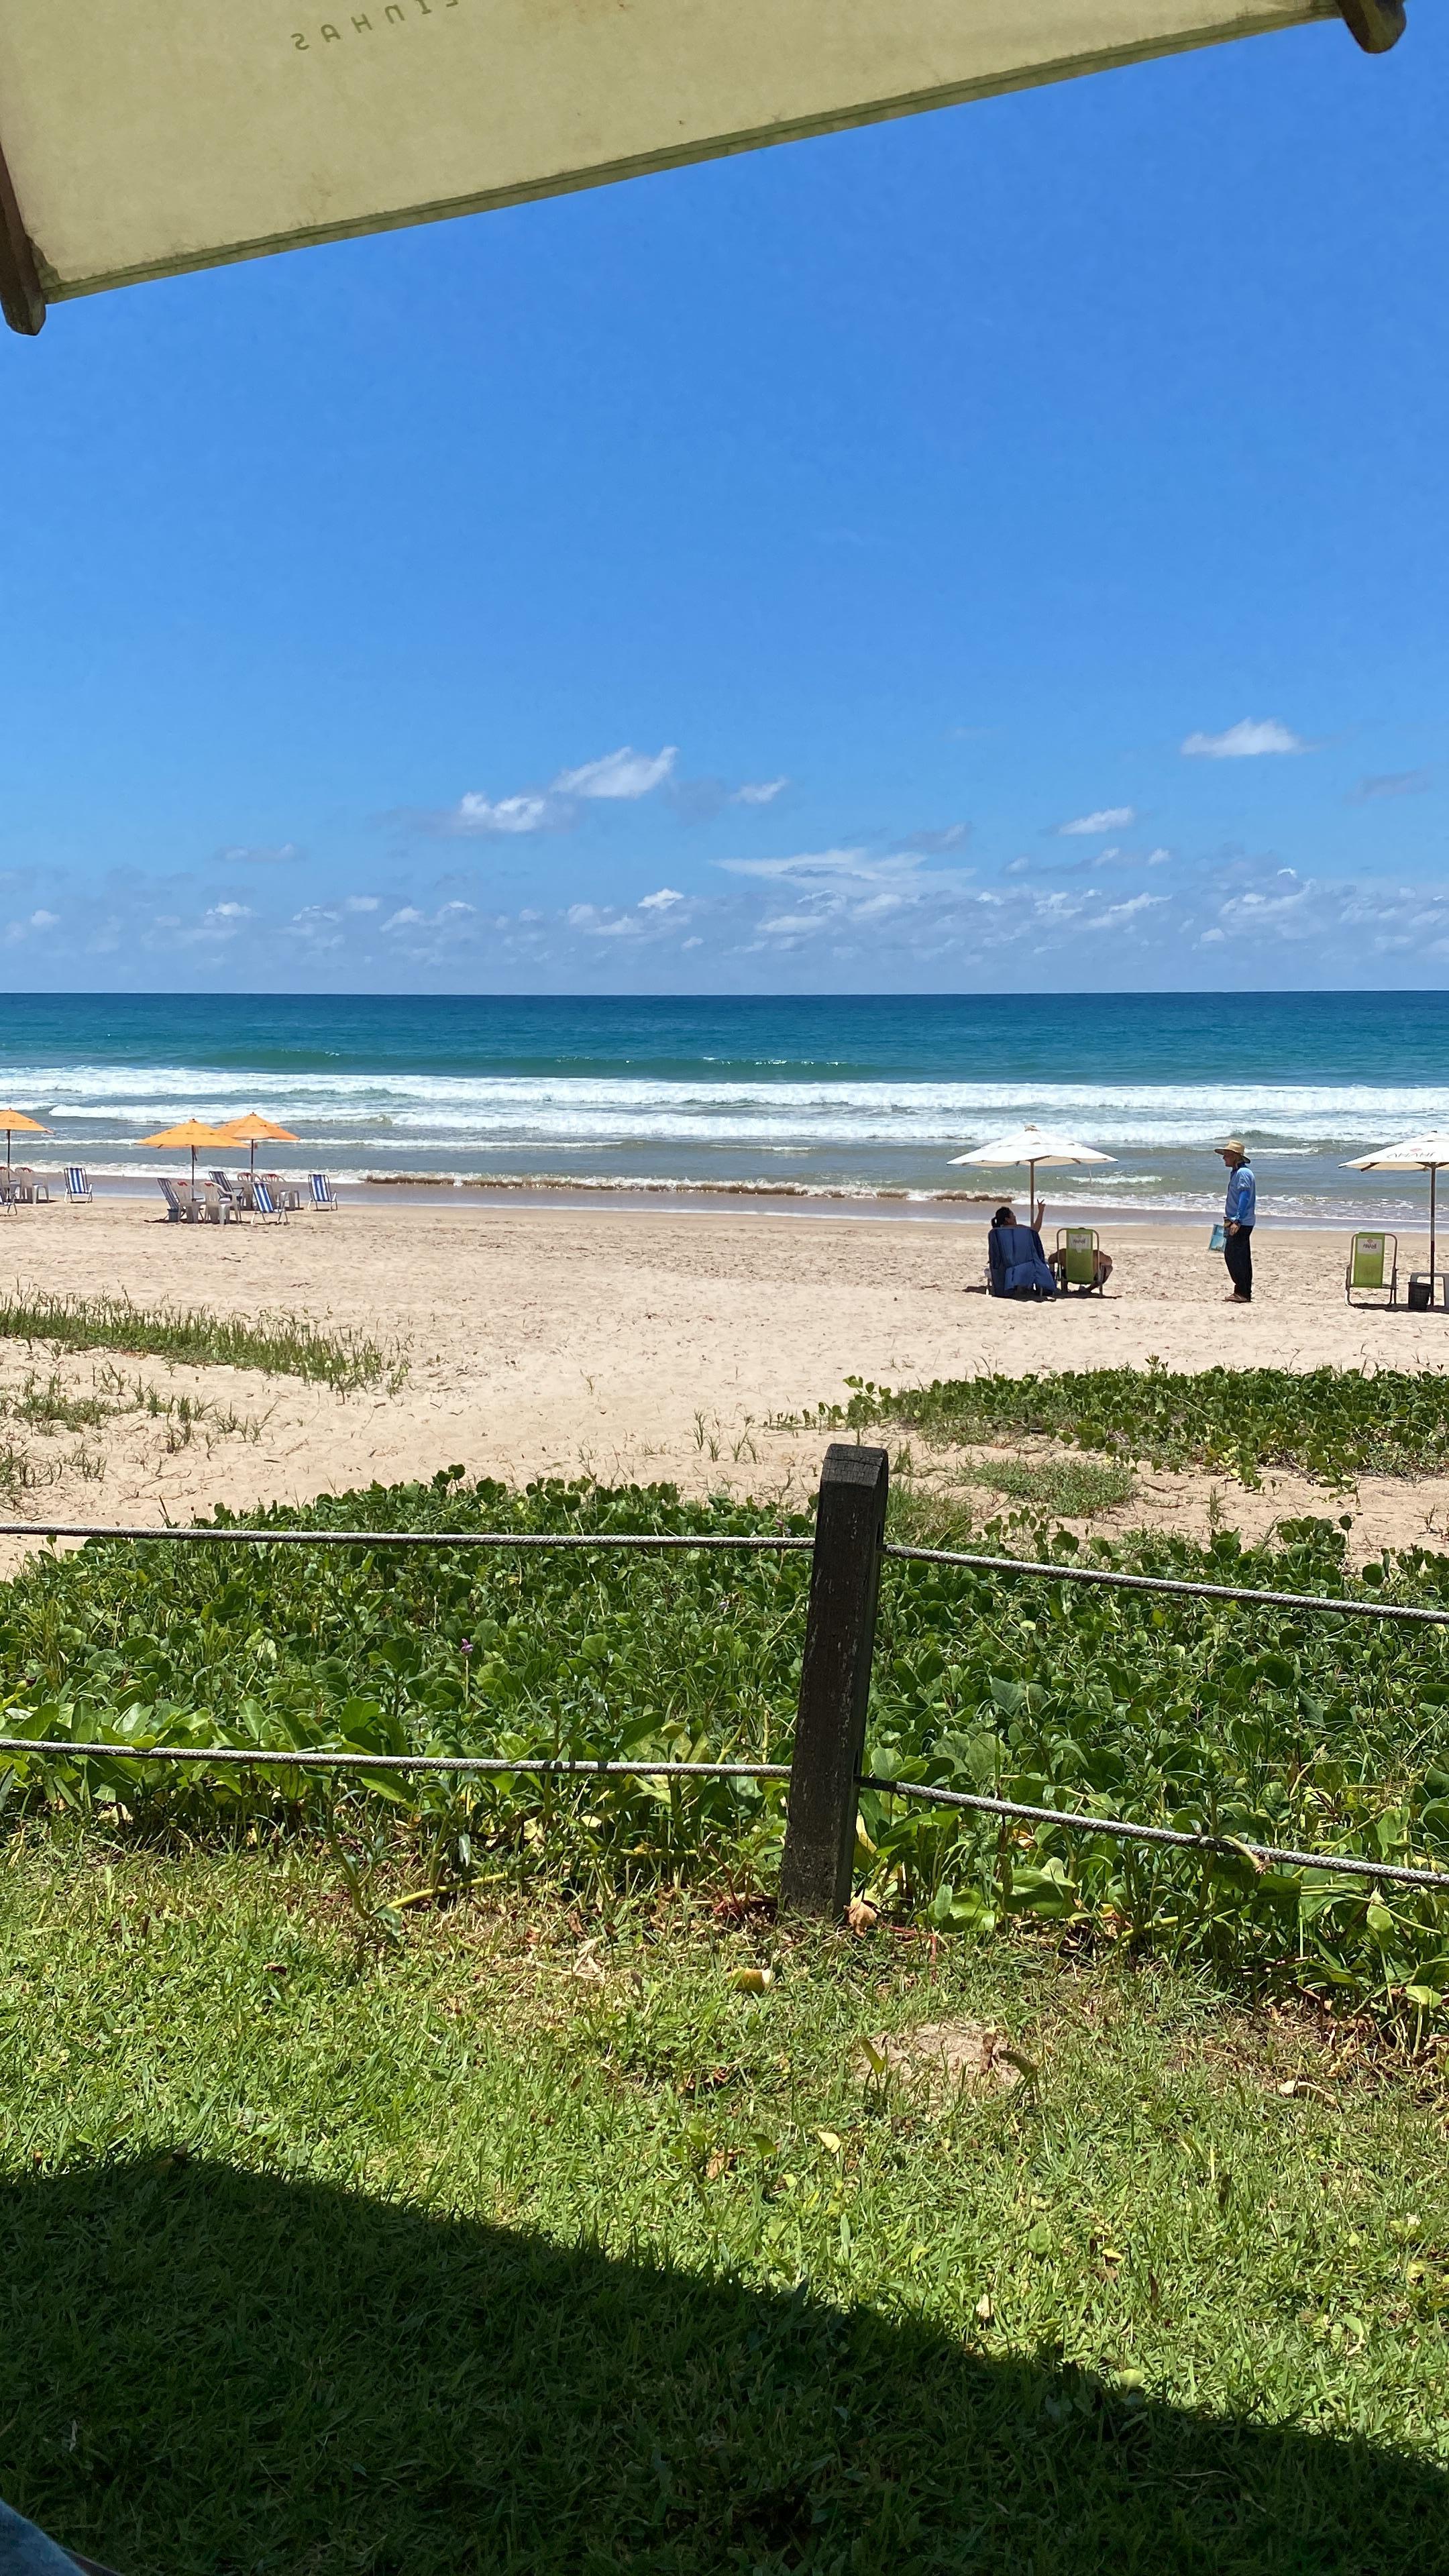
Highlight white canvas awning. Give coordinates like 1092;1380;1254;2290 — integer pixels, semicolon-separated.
0;1;1404;335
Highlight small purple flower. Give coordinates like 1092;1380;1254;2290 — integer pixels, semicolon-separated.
460;1639;473;1656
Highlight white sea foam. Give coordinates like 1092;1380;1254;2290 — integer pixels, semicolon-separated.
15;1063;1449;1152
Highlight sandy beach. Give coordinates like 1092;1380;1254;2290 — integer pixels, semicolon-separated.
0;1197;1442;1565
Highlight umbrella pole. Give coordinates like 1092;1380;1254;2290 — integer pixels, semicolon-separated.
1433;1166;1439;1300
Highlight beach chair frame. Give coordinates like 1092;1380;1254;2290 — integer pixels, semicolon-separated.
157;1177;201;1224
65;1165;93;1205
1345;1231;1399;1307
310;1171;338;1210
251;1177;286;1224
1056;1226;1106;1295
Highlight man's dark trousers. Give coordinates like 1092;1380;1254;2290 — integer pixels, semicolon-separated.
1224;1226;1253;1300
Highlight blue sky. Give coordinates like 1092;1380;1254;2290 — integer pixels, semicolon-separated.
0;7;1442;994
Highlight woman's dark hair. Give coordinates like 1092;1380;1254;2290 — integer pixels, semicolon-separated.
992;1205;1014;1226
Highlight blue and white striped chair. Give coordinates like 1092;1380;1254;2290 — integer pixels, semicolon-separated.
252;1177;285;1222
65;1165;92;1205
310;1170;338;1210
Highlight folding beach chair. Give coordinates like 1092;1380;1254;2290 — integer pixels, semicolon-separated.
207;1168;246;1220
65;1165;92;1205
251;1177;286;1223
310;1170;338;1210
1345;1232;1399;1307
1055;1226;1108;1295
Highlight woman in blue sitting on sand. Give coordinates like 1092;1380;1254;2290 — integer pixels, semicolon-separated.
987;1201;1059;1299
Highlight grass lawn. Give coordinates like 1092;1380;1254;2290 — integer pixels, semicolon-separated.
8;1374;1449;2571
3;1837;1448;2575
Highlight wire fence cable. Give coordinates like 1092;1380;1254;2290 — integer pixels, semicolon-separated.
1;1735;1444;1896
0;1521;1442;1627
883;1542;1449;1627
0;1521;814;1554
5;1505;1449;1900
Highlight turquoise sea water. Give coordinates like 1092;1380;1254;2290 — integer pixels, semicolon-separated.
1;991;1446;1220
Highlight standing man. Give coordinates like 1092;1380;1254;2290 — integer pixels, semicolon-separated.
1218;1138;1256;1303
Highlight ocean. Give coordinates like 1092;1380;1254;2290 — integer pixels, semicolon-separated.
1;991;1446;1223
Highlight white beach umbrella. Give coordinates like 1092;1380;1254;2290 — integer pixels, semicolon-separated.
949;1122;1114;1217
1344;1134;1449;1285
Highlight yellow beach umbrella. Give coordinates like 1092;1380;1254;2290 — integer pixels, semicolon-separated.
142;1118;236;1185
219;1111;300;1173
0;1106;50;1179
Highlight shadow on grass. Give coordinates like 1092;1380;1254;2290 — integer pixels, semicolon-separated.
1;2158;1442;2575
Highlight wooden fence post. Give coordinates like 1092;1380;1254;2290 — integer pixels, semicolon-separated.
779;1442;890;1920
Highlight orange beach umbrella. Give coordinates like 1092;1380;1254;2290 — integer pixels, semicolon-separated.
142;1119;236;1184
0;1106;50;1177
219;1111;300;1173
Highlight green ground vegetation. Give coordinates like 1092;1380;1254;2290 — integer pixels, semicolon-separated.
787;1362;1449;1488
4;1468;1449;2025
0;1365;267;1501
2;1841;1446;2575
957;1454;1138;1519
0;1289;402;1395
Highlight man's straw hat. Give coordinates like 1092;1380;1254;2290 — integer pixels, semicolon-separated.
1216;1138;1248;1155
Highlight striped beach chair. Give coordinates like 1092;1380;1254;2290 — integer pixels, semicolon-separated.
65;1165;93;1205
252;1177;286;1223
310;1170;338;1210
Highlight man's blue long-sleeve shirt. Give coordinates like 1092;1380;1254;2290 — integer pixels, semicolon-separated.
1225;1165;1256;1228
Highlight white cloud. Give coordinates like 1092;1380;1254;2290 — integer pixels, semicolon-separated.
4;907;59;945
1083;892;1167;931
1059;806;1136;835
639;888;684;911
344;895;380;913
553;745;677;800
1181;718;1307;758
760;912;823;938
445;792;552;837
720;848;919;888
427;744;678;839
731;777;790;807
896;822;971;856
1146;847;1172;865
215;842;302;865
172;900;254;948
382;906;425;932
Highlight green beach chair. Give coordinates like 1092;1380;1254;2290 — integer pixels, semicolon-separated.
1344;1232;1398;1307
1056;1226;1106;1295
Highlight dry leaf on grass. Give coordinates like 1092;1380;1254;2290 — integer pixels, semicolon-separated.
860;2020;1036;2100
